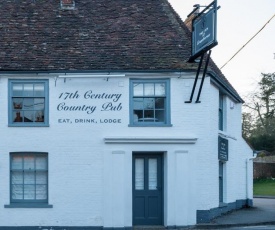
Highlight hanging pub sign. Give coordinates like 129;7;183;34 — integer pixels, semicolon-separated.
189;0;218;61
218;136;228;161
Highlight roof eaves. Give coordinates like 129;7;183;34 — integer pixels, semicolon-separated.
208;70;244;103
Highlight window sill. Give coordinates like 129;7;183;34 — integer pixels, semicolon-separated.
5;203;53;208
8;124;50;127
128;124;173;127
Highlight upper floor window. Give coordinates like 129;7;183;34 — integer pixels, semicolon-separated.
9;80;49;127
9;152;49;206
219;93;224;131
129;79;171;126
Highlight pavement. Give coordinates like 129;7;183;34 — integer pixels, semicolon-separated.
191;197;275;229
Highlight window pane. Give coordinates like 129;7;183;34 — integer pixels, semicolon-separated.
12;185;23;199
135;158;144;190
13;98;23;109
12;84;23;97
35;110;44;122
144;98;154;109
36;185;47;199
12;172;23;184
134;110;143;122
24;156;35;170
155;83;165;96
23;98;34;110
36;172;47;184
34;84;45;97
144;83;154;96
24;185;35;199
36;156;47;169
23;111;34;122
144;110;154;120
219;110;223;130
12;156;23;169
133;98;143;110
148;159;157;190
23;84;33;97
24;171;35;184
133;83;143;96
155;98;164;109
34;98;45;110
13;111;23;122
155;110;165;122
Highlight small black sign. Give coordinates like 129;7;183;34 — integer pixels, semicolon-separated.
218;136;228;161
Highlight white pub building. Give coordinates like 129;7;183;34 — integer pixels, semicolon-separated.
0;0;253;229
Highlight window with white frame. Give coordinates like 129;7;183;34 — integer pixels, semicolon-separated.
130;79;170;126
9;80;49;126
10;152;48;204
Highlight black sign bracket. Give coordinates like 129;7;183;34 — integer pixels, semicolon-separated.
185;53;204;103
185;0;219;103
196;50;211;103
185;50;211;103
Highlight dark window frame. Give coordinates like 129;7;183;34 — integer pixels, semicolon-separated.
129;79;171;127
9;152;49;205
8;79;49;127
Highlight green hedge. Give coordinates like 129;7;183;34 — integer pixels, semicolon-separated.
254;179;275;196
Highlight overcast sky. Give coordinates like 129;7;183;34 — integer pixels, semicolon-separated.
168;0;275;98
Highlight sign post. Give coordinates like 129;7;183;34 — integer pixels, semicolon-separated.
185;0;219;103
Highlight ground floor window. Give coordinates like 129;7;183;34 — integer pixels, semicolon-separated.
10;152;48;204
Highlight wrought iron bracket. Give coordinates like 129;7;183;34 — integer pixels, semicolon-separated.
185;50;212;103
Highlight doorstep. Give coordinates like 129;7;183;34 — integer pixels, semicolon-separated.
133;226;166;230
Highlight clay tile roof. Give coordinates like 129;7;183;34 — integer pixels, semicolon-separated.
0;0;242;101
0;0;196;71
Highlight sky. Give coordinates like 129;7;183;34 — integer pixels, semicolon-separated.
168;0;275;98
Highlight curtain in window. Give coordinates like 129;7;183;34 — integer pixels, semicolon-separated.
11;154;47;201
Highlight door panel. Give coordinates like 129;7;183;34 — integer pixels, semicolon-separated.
133;154;163;225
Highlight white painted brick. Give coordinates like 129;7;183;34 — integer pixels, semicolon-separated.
0;74;252;227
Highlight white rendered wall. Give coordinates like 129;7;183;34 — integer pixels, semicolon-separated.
0;73;252;227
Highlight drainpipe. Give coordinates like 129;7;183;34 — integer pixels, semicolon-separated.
246;152;257;206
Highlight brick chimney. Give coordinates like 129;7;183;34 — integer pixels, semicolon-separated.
60;0;75;10
184;8;200;32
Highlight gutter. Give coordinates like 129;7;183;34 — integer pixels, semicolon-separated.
208;70;244;103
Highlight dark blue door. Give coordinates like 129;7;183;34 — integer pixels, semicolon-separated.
133;154;163;225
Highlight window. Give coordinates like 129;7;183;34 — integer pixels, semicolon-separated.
219;93;224;131
130;79;170;126
9;152;50;207
9;80;49;126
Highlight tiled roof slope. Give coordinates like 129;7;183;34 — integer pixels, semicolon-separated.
0;0;196;71
0;0;242;101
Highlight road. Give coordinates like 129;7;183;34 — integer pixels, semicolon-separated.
229;226;275;229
